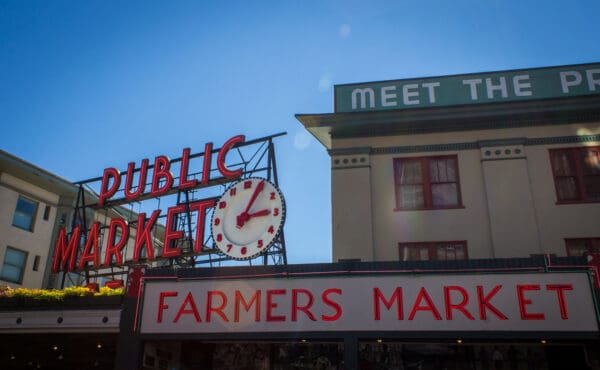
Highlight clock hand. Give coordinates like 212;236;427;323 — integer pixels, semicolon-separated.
237;180;265;228
244;180;264;214
248;209;270;218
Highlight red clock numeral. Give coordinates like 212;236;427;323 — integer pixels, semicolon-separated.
214;218;220;226
216;234;223;242
270;192;276;200
273;208;279;216
219;201;227;209
244;180;252;189
257;239;263;248
241;247;247;255
229;188;237;196
268;225;274;234
227;244;233;252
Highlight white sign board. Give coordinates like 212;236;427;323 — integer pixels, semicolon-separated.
139;272;598;334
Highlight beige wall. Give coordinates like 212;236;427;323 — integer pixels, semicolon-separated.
0;173;59;288
330;121;600;262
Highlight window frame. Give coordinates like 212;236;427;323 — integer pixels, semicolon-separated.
12;196;38;232
398;241;468;261
549;146;600;204
393;155;464;211
1;246;28;284
565;238;600;256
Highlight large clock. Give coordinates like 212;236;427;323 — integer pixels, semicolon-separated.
211;177;285;260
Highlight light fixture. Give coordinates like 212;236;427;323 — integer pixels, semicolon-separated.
301;339;307;343
456;339;463;344
97;343;102;349
376;338;383;343
52;345;58;351
541;339;547;344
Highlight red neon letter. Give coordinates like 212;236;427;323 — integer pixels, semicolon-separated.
150;155;174;197
77;222;101;270
52;226;81;273
201;142;213;184
162;204;185;258
266;289;286;322
292;289;316;321
206;291;229;322
517;285;545;320
174;292;201;323
234;290;261;322
477;285;508;320
373;287;403;320
133;210;160;262
157;291;178;323
444;286;474;320
124;159;148;201
408;287;442;320
217;135;245;179
321;288;343;321
103;218;129;266
98;167;120;207
189;198;217;253
546;284;573;319
179;148;198;190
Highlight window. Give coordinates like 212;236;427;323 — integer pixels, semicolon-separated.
12;196;38;231
43;205;51;221
394;155;462;210
399;241;468;261
1;247;28;284
565;238;600;256
550;147;600;202
32;255;41;271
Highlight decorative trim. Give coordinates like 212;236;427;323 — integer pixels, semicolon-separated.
328;147;371;156
372;142;478;155
478;138;527;148
330;135;600;157
525;134;600;146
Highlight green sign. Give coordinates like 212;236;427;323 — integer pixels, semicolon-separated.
334;63;600;113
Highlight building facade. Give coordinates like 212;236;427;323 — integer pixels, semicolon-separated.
297;62;600;264
0;150;77;289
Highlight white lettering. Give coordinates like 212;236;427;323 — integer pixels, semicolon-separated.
351;88;375;109
463;79;482;100
560;71;582;93
381;86;397;107
586;69;600;91
422;82;441;103
485;77;508;99
513;75;532;96
402;84;420;105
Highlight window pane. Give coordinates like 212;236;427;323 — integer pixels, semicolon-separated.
13;197;37;231
1;265;21;282
16;197;36;214
555;177;578;200
583;176;600;200
4;249;26;265
431;183;458;206
581;149;600;175
399;185;424;208
430;158;456;183
551;151;573;176
12;213;33;230
398;159;422;184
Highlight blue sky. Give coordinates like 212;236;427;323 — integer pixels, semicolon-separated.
1;0;599;263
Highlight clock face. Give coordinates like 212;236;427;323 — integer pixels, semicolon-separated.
211;177;285;260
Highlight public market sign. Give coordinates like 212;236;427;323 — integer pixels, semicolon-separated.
139;272;597;334
334;62;600;113
52;135;246;273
